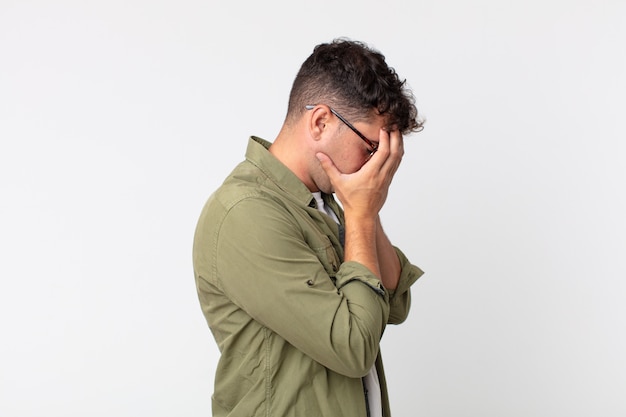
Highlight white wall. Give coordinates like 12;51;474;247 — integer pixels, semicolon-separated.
1;1;624;416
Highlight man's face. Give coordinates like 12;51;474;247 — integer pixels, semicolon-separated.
313;112;386;193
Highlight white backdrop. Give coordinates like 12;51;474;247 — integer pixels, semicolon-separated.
1;1;625;416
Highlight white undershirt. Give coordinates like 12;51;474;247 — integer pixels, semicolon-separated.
312;192;383;417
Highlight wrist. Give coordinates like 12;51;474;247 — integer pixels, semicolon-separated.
343;208;378;226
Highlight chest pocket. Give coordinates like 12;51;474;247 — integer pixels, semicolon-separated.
323;238;341;278
309;232;342;280
299;205;344;281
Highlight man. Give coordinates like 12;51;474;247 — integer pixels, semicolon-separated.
193;38;425;417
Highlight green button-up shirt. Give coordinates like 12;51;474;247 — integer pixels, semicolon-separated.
193;137;424;416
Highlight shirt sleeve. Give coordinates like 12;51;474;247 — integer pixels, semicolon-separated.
212;196;389;378
386;247;424;324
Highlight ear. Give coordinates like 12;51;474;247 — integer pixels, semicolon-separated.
306;105;332;142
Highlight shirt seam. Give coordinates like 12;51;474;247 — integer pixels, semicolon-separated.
264;326;272;417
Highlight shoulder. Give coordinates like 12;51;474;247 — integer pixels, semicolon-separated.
196;182;302;245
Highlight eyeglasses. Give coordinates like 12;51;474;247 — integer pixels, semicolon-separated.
305;105;378;157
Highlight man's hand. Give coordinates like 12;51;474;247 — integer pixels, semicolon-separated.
316;128;404;217
316;128;404;280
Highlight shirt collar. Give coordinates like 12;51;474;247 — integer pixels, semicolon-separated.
245;136;316;208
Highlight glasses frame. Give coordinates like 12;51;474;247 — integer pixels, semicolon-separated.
305;105;379;157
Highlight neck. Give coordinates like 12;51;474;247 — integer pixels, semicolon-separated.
270;126;317;191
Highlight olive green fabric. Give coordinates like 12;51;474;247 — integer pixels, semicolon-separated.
193;137;424;417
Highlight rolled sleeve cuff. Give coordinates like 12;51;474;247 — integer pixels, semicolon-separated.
335;261;388;299
387;246;424;300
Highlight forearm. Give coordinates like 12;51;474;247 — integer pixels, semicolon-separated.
343;213;401;291
376;216;400;291
343;211;381;279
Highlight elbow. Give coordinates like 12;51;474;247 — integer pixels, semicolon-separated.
346;361;377;379
333;355;378;379
327;332;380;378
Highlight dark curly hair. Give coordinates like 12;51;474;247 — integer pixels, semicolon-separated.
286;38;424;135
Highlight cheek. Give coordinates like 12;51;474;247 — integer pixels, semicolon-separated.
323;134;369;173
338;153;368;174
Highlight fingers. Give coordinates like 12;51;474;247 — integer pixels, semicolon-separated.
387;129;404;174
370;129;403;177
390;129;404;159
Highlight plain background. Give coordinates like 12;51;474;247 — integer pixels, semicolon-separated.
1;0;625;416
